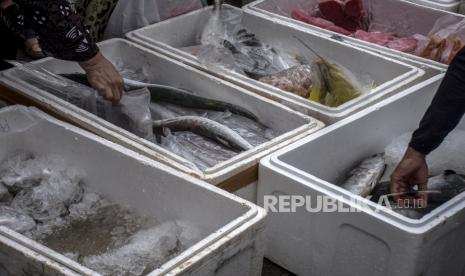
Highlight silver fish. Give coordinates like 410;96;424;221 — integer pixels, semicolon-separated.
341;154;386;197
153;116;253;151
427;170;465;204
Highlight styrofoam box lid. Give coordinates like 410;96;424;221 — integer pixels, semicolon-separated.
261;73;465;233
0;105;266;275
0;38;324;183
126;5;427;122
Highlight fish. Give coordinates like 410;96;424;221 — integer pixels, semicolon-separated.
368;170;465;219
153;116;253;151
259;65;314;98
296;37;363;107
426;170;465;204
60;73;258;121
340;153;386;197
200;0;224;46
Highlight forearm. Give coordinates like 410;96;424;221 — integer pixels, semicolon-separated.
409;47;465;155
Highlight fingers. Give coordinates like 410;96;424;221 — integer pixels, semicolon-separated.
80;52;124;105
416;181;428;208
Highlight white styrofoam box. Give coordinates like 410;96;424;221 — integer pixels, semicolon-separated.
256;73;465;276
405;0;460;12
0;105;266;276
245;0;465;69
126;5;442;124
0;39;323;201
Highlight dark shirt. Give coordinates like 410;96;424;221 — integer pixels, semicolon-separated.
409;46;465;155
0;0;98;61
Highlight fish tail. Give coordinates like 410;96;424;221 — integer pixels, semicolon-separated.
295;37;331;67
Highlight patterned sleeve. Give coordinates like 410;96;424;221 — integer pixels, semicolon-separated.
13;0;99;62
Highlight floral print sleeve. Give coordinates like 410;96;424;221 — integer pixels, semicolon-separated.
1;0;98;62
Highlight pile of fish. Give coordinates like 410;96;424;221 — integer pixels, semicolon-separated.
290;1;465;64
0;151;194;275
189;5;369;107
60;71;275;171
339;136;465;219
150;101;275;170
10;62;273;171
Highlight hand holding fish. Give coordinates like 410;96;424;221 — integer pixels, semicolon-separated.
79;52;124;105
391;147;429;207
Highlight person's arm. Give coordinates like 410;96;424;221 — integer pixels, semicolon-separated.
391;47;465;206
12;0;122;103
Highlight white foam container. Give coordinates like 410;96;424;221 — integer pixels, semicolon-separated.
405;0;460;12
0;39;323;202
256;73;465;276
245;0;465;69
0;105;266;276
125;5;438;124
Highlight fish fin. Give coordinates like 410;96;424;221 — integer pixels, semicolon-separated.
295;37;332;67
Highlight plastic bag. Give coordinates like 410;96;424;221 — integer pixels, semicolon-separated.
259;65;314;98
308;57;370;107
9;64;97;114
418;15;465;64
197;7;291;79
110;87;154;141
104;0;203;39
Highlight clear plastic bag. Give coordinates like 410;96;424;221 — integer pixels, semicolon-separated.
307;56;371;107
105;0;203;39
197;7;291;79
110;88;154;141
7;64;154;141
10;64;97;114
418;15;465;64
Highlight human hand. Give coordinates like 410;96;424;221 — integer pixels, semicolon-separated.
24;37;45;59
390;147;429;207
79;52;123;105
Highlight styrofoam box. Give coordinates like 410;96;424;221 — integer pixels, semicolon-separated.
126;5;442;124
0;105;266;276
256;74;465;276
0;39;323;203
245;0;465;69
405;0;460;12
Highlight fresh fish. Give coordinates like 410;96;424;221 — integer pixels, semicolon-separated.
222;29;283;79
340;153;386;197
296;37;363;107
369;181;390;203
369;170;465;219
200;0;224;46
426;170;465;204
153;116;253;151
259;65;313;98
60;73;258;121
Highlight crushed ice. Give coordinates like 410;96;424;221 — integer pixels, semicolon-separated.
0;151;198;275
